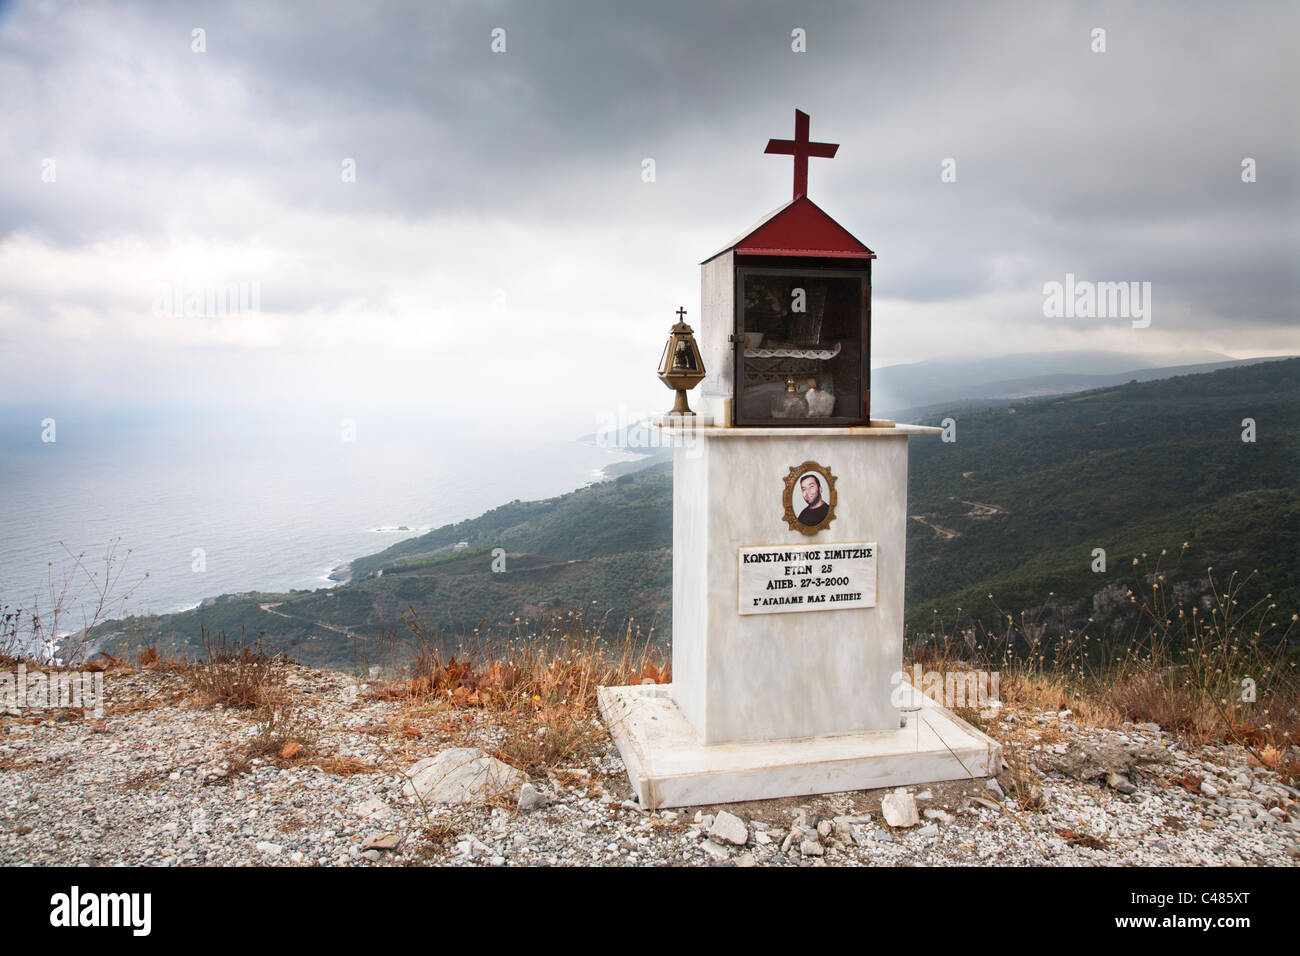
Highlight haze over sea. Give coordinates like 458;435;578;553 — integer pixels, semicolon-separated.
0;405;635;626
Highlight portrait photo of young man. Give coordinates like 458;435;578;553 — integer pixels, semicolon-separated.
796;473;829;527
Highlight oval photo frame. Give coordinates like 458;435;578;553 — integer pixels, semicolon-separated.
782;460;837;535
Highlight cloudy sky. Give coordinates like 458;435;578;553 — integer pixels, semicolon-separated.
1;0;1296;437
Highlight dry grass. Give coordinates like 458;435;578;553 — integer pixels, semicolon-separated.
2;606;30;667
1000;745;1047;811
185;628;287;710
315;755;383;776
951;706;985;732
115;768;166;792
209;698;321;784
364;609;669;775
909;549;1299;768
999;671;1121;728
0;540;148;666
492;706;608;776
1055;828;1108;850
244;701;318;760
1104;560;1298;755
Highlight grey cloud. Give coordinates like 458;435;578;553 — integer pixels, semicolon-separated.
0;0;1295;421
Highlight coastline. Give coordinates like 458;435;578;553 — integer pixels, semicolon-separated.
60;442;655;641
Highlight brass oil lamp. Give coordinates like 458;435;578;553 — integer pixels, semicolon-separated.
657;307;706;416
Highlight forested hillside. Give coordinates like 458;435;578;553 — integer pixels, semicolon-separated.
904;357;1300;637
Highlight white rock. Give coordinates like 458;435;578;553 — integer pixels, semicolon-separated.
1201;781;1220;799
799;839;824;857
1107;772;1136;795
708;810;749;846
255;841;282;856
517;782;546;811
923;808;956;825
353;796;390;820
881;788;920;828
402;748;526;805
700;840;731;862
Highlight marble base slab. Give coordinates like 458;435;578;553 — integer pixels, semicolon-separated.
597;683;1002;810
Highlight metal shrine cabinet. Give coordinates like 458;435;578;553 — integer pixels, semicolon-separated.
695;113;876;428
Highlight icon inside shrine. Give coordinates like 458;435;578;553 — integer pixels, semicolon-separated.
693;109;876;427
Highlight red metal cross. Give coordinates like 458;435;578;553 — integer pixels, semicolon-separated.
764;109;839;199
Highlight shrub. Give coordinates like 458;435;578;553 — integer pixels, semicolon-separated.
186;627;286;709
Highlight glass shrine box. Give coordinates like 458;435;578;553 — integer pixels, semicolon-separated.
696;196;876;427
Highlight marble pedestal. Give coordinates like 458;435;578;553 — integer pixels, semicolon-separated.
598;421;998;808
598;682;1001;810
667;424;939;744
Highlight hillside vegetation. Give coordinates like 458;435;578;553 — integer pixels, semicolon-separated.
95;358;1300;670
905;357;1299;638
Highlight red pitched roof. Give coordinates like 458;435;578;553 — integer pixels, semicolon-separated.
703;196;875;263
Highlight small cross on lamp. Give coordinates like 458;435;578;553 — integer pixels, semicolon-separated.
657;307;706;417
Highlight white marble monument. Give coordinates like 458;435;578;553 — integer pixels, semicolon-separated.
599;110;999;809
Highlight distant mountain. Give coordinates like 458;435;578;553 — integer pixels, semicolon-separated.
870;350;1284;419
96;358;1300;670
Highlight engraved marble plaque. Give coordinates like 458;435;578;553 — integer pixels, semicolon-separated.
738;542;877;615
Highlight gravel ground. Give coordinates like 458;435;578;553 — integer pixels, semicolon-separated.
2;662;1297;867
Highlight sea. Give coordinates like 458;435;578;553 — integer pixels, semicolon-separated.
0;406;639;631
